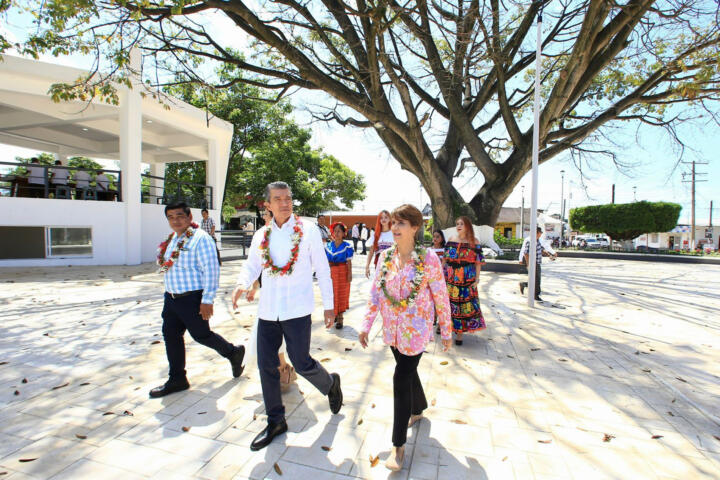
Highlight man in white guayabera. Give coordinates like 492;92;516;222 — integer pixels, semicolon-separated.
232;181;343;451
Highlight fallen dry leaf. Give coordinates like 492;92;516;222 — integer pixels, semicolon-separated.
13;390;19;396
530;348;541;351
440;361;449;365
371;403;376;408
557;358;568;362
502;456;508;461
344;348;352;352
369;455;380;467
675;377;687;383
642;369;651;373
21;378;27;384
651;435;664;439
320;358;331;362
357;419;363;425
431;398;437;406
102;412;114;416
506;355;515;359
273;462;282;475
151;340;162;345
712;435;720;442
123;410;134;416
182;426;190;432
18;458;37;463
129;341;136;345
667;411;675;416
0;361;8;365
197;411;207;415
603;434;615;442
451;419;467;425
75;434;87;440
79;382;90;386
51;382;69;390
321;446;332;451
538;439;552;444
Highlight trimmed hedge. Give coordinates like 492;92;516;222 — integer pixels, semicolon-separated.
569;201;681;241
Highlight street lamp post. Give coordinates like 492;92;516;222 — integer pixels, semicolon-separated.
528;1;543;308
560;170;565;245
520;185;525;239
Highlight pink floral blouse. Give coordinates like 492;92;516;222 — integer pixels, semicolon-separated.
362;247;452;356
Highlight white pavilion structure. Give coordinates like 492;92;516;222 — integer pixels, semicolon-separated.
0;54;233;266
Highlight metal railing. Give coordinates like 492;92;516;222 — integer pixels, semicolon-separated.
0;161;122;201
141;173;213;210
218;230;255;259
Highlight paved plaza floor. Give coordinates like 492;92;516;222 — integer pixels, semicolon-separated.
1;257;719;479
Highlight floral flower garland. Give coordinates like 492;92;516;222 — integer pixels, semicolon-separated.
260;215;303;276
157;222;198;274
377;244;426;309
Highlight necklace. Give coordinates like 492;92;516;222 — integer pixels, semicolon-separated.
260;215;304;276
377;244;426;309
157;223;198;273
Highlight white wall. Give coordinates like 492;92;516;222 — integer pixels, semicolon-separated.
0;197;125;266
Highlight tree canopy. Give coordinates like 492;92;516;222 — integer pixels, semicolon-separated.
3;0;719;226
569;201;681;240
165;68;366;219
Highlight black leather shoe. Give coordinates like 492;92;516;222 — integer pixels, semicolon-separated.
328;373;343;414
229;345;245;378
519;282;525;295
335;318;343;329
149;379;190;398
455;339;463;346
250;419;288;451
534;296;543;302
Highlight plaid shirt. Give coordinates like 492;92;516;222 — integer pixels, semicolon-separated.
201;217;215;236
520;236;556;264
163;228;219;304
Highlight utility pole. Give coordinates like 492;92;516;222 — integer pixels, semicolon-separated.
681;160;708;250
520;185;525;239
710;200;713;227
611;184;615;204
560;170;565;244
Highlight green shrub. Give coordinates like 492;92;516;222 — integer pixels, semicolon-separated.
570;201;681;241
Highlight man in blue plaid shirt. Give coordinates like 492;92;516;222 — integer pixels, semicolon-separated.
149;202;245;398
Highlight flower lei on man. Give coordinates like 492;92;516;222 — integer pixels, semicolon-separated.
378;244;426;309
260;215;303;276
157;222;199;274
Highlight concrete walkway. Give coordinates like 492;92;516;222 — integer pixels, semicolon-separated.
0;257;719;479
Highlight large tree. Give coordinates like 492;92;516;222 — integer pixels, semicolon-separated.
4;0;719;226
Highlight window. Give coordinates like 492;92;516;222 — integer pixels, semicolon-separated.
46;227;92;257
651;233;659;243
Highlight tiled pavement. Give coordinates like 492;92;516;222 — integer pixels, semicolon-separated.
0;257;719;479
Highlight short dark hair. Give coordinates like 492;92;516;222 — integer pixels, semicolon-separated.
264;181;292;201
201;208;209;214
30;157;39;163
165;201;191;216
537;226;543;233
54;160;62;165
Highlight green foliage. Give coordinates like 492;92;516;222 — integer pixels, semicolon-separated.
569;201;682;241
165;65;365;217
494;228;523;247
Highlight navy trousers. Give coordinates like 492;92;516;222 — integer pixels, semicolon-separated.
257;315;333;423
161;291;235;381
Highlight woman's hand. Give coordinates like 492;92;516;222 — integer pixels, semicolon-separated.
359;331;369;348
442;338;452;352
364;265;371;278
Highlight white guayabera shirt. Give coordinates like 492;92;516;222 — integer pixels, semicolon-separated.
236;216;334;321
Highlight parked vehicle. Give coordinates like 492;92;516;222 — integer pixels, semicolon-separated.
595;237;610;247
584;238;602;249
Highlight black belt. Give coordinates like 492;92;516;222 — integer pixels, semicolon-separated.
166;290;202;299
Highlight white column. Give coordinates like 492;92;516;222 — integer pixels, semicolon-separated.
206;139;224;213
120;49;143;265
150;162;165;204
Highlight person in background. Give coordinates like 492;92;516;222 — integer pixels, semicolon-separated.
50;160;69;198
73;168;91;199
25;157;45;198
95;170;113;201
359;204;452;472
201;208;221;266
430;229;447;334
351;222;360;252
359;222;368;255
325;222;353;329
317;214;331;243
444;217;486;345
519;226;557;302
365;210;392;278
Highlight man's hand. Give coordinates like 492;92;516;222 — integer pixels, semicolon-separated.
324;309;335;328
231;286;247;310
199;303;214;321
441;338;452;352
246;287;259;302
359;331;369;348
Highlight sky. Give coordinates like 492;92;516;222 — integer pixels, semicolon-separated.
2;8;718;226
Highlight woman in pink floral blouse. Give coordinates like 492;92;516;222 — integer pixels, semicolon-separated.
359;204;452;472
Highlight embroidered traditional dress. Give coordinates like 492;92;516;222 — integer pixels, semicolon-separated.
325;240;354;316
443;242;486;333
373;230;394;266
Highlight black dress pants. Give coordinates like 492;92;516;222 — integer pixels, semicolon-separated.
391;347;428;447
161;291;235;381
520;264;542;297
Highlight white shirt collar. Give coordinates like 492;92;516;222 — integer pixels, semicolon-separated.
272;214;296;231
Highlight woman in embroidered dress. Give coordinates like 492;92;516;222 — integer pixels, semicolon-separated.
430;229;446;334
325;222;353;329
359;204;452;472
444;216;486;345
364;210;393;278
